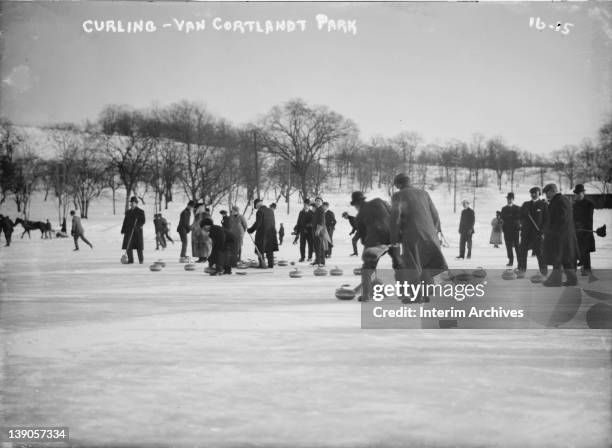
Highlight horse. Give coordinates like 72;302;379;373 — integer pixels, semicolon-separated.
14;218;47;239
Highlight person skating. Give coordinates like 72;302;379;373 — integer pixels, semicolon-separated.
228;205;248;263
247;199;278;268
352;191;395;302
490;211;502;248
121;196;145;264
201;218;236;275
342;211;360;256
70;210;93;251
311;197;331;266
542;183;578;286
457;200;475;259
278;223;285;245
517;187;548;276
293;200;314;262
572;184;596;276
0;214;14;247
177;200;194;259
323;202;336;258
500;192;521;266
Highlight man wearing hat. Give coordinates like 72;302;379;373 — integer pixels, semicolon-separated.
457;199;475;260
228;205;248;263
500;192;521;266
517;187;548;276
247;199;278;268
342;211;360;256
293;200;314;262
219;210;230;230
572;184;596;275
323;202;336;258
177;200;194;259
352;191;394;301
201;218;236;275
390;174;447;301
542;183;578;286
121;196;146;264
311;197;331;265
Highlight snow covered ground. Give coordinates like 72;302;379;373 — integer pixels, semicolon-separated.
1;178;611;446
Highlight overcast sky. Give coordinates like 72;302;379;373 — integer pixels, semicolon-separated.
1;1;611;154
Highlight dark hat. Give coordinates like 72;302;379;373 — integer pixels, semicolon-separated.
350;191;366;205
529;187;541;195
303;198;310;205
506;192;514;199
314;196;323;202
253;198;262;207
393;173;410;188
342;211;349;218
220;210;227;215
130;196;138;203
323;202;329;206
270;203;276;209
201;218;213;227
573;184;585;194
187;200;195;207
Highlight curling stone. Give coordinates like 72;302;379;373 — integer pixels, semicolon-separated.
502;269;516;280
335;285;356;300
314;266;328;276
290;261;296;266
330;266;343;276
149;264;163;272
278;260;289;267
530;273;545;283
472;267;487;278
179;257;189;263
248;260;260;268
204;266;217;274
154;260;166;268
289;268;304;278
121;254;129;264
453;272;472;283
184;263;197;271
353;267;362;276
515;269;526;279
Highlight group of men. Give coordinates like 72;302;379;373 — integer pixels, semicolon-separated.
455;183;598;287
292;198;336;265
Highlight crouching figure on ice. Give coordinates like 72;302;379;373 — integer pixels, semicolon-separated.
390;173;448;303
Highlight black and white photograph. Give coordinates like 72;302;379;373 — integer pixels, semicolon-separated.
1;1;611;446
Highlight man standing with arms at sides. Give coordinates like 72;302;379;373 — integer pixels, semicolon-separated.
517;187;548;277
70;210;93;251
293;200;314;262
121;196;146;264
311;197;330;266
457;199;475;260
177;200;194;260
247;199;278;268
501;192;521;267
0;214;14;247
342;211;360;256
390;174;447;302
323;202;336;258
352;191;395;302
572;184;596;276
542;183;578;286
228;205;248;263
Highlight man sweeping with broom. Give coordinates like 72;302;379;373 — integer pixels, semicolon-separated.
121;196;146;264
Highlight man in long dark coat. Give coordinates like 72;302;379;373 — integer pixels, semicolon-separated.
323;202;336;258
501;192;521;266
390;174;448;300
176;200;194;259
201;218;236;275
457;200;475;259
517;187;548;276
542;183;578;286
293;200;314;262
247;199;278;268
0;214;14;247
352;191;396;302
121;196;146;264
572;184;596;275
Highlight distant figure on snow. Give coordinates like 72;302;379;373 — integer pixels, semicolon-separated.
457;199;475;260
500;192;520;267
489;211;502;248
0;214;14;247
278;223;285;245
70;210;93;251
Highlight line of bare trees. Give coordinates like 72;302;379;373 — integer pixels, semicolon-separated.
1;99;611;221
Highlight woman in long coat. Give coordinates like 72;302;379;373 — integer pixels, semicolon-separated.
490;211;503;248
191;204;212;262
247;200;279;268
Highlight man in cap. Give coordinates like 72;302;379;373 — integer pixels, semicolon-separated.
311;197;331;265
457;199;475;260
323;202;336;258
219;210;230;230
342;211;360;256
177;200;194;259
352;191;394;301
517;187;548;276
228;205;248;263
121;196;146;264
542;183;578;286
293;200;314;262
572;184;596;275
247;199;279;268
390;174;447;302
500;192;521;266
